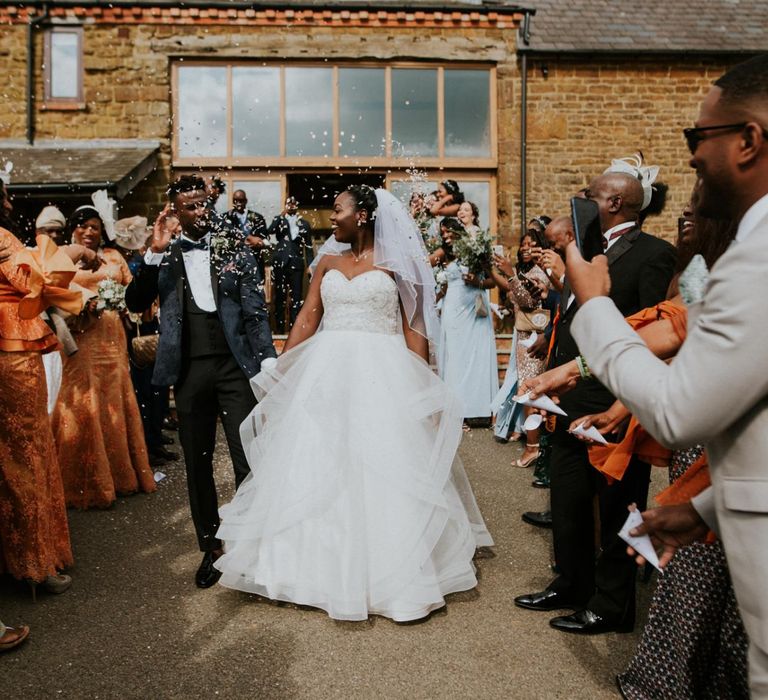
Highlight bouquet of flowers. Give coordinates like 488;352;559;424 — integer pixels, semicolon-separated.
96;278;126;312
452;228;493;276
434;266;448;289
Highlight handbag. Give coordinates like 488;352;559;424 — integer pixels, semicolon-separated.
131;320;159;369
515;307;550;332
474;292;488;318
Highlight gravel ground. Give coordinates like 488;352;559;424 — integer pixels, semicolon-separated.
1;427;659;699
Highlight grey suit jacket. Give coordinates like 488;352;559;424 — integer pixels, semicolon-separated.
571;203;768;654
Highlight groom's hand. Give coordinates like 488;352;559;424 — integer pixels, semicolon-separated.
565;242;611;306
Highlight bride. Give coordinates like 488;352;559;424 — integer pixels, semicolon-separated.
215;185;493;622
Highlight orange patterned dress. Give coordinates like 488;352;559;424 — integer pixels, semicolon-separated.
51;248;156;509
0;229;79;582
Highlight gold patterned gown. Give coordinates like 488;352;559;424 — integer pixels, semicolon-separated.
52;248;156;509
0;229;77;582
509;264;551;382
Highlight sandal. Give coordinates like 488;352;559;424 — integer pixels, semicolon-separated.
0;624;30;652
514;443;540;468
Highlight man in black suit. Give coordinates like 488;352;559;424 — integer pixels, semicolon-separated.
125;175;277;588
514;172;676;634
221;189;270;278
269;196;314;333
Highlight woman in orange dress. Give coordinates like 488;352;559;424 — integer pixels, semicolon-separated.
52;206;156;509
0;183;94;592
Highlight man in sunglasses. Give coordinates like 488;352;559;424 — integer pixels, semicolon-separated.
564;54;768;695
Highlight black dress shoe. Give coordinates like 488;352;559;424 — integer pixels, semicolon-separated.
150;446;179;462
195;551;223;588
521;510;552;528
531;478;549;489
549;608;634;635
514;589;579;611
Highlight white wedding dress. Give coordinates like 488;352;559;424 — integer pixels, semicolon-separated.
215;267;493;621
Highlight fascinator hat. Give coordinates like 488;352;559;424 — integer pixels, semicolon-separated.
604;152;659;211
114;215;150;250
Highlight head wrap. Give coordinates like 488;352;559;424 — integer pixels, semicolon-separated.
35;205;66;230
604;153;659;211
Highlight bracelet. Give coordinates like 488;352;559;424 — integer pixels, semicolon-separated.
576;355;592;380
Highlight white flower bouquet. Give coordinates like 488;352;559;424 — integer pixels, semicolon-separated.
96;278;126;312
452;228;493;276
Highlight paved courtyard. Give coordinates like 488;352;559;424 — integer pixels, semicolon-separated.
1;428;658;699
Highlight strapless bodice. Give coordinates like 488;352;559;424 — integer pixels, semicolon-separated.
320;269;399;334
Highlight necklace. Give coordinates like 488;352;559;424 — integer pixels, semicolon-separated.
351;247;373;263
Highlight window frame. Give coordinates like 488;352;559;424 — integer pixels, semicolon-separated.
172;61;497;170
43;26;85;109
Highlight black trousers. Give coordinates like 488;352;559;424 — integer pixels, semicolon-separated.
130;361;166;452
174;354;255;552
273;258;305;333
548;431;651;621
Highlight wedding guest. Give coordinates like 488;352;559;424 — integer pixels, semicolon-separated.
0;182;98;596
125;175;276;588
35;205;68;246
269;196;314;333
0;620;29;652
490;226;554;465
429;179;464;218
114;216;178;468
428;216;463;268
205;175;226;211
438;223;498;425
221;189;269;278
52;206;156;509
514;170;676;635
566;56;768;691
457;200;481;233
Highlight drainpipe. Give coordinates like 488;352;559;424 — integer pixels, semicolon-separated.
519;10;534;237
27;3;50;145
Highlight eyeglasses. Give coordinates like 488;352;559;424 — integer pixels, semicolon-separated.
683;122;749;155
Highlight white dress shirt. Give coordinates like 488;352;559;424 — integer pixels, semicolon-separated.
602;221;636;251
144;234;216;312
286;214;300;240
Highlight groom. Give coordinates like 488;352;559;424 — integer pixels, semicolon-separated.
126;175;276;588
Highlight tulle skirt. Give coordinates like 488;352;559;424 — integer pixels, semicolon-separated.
216;328;493;621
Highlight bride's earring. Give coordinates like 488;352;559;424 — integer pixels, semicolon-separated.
357;219;362;228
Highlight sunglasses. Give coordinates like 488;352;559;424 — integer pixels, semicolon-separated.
682;122;768;155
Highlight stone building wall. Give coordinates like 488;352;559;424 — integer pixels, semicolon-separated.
0;6;747;243
524;56;740;240
1;11;523;232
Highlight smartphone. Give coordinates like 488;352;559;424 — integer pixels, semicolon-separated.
570;197;602;260
493;244;504;257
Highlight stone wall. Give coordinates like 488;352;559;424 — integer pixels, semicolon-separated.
0;17;522;225
0;7;747;242
524;56;741;240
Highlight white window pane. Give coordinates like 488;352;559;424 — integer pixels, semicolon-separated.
50;33;79;99
232;181;282;225
391;69;438;158
461;181;491;230
338;68;386;157
232;67;280;157
285;68;333;157
177;66;227;158
389;178;440;208
444;70;491;157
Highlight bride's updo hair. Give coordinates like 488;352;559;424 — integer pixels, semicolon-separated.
346;184;378;225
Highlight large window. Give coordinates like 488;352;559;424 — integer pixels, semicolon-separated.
44;28;84;105
173;63;495;167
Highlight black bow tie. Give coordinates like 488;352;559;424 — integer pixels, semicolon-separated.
179;237;209;253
